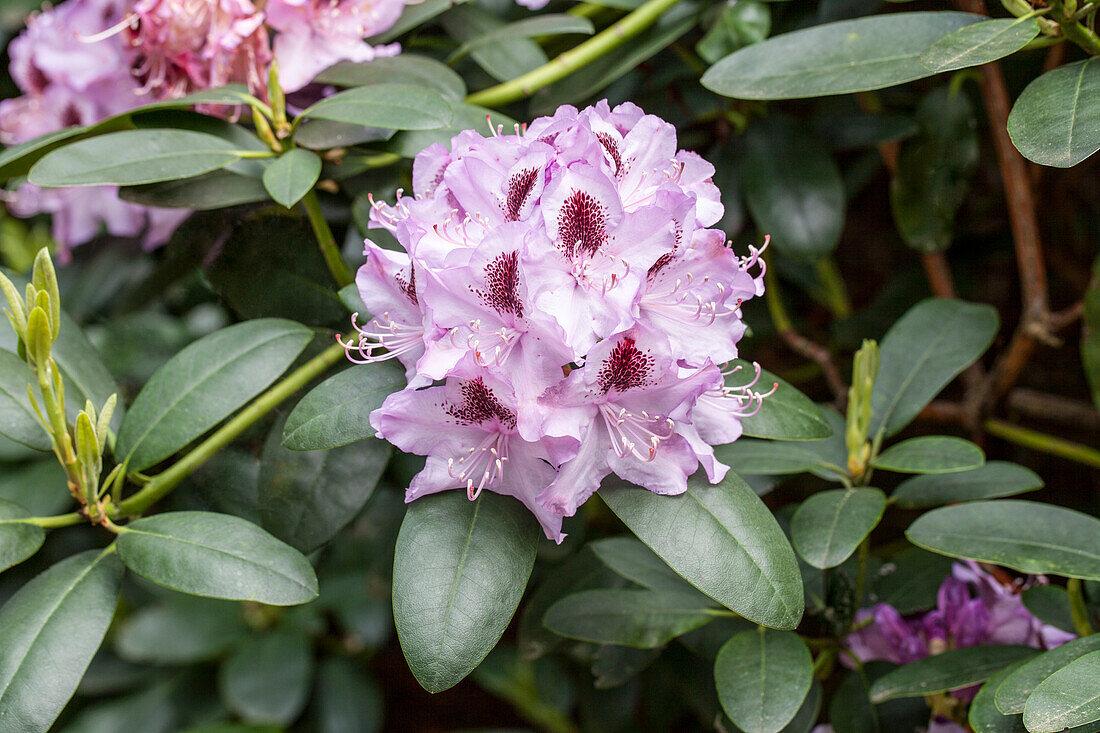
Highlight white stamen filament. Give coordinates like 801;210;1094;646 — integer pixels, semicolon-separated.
701;362;779;418
599;403;675;462
338;312;422;364
448;320;520;367
448;431;509;500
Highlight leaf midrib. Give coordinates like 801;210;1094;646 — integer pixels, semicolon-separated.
0;551;112;705
121;526;314;596
122;329;298;464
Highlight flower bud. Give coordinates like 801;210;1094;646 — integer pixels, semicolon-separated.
75;411;102;505
846;339;879;475
0;272;27;341
24;306;52;368
31;248;60;340
96;394;117;453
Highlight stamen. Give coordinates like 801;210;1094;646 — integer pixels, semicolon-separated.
338;312;423;364
447;432;509;499
76;14;137;43
599;403;675;462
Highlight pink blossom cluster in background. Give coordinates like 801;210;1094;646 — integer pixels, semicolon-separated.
348;100;772;541
1;0;410;253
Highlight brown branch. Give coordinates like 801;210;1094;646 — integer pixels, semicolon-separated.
953;0;1053;416
1007;387;1100;432
777;327;849;408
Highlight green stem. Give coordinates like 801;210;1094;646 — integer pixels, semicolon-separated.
21;511;84;528
1068;578;1095;636
984;418;1100;469
464;0;684;107
114;342;347;518
301;191;353;288
814;258;852;319
853;537;871;614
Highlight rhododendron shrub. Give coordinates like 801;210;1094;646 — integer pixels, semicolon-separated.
1;1;1099;732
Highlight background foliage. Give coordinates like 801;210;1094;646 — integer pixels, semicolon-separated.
0;0;1099;731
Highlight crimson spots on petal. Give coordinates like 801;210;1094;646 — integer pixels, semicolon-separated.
647;252;674;281
474;250;524;318
596;132;623;178
597;337;654;394
557;189;608;259
394;264;417;305
446;377;517;429
60;103;83;129
504;167;539;222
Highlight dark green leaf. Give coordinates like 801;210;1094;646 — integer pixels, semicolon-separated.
449;15;594;64
713;439;846;477
315;54;466;100
544;589;715;648
810;105;919;151
440;4;547;82
870;298;999;437
293;120;394;150
742;115;845;260
907;500;1100;580
262;149;322;208
701;12;982;99
114;599;249;665
592;644;662;688
529;2;697;113
258;417;391;553
732;360;832;440
791;488;885;569
1008;58;1100;168
920;17;1039;73
0;499;43;574
300;84;452;130
28;130;245;187
219;631;313;725
518;547;620;660
1084;256;1100;411
312;657;383;733
870;645;1037;702
116;511;319;605
601;471;803;629
870;548;956;614
1022;585;1076;634
0;549;123;732
204;216;345;324
392;491;538;692
891;461;1042;508
995;635;1100;715
121;170;270;210
696;0;771;64
969;662;1029;733
715;629;812;733
1024;649;1100;733
0;460;70;517
382;103;516;158
282;363;406;451
63;678;179;733
116;319;312;471
890;87;978;253
871;436;984;474
589;536;705;595
0;349;50;450
368;0;470;43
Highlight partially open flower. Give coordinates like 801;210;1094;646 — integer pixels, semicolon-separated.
352;101;771;540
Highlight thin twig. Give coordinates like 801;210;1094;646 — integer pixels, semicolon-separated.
764;263;848;407
954;0;1054;415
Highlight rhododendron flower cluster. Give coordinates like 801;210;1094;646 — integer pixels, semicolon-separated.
345;101;773;541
